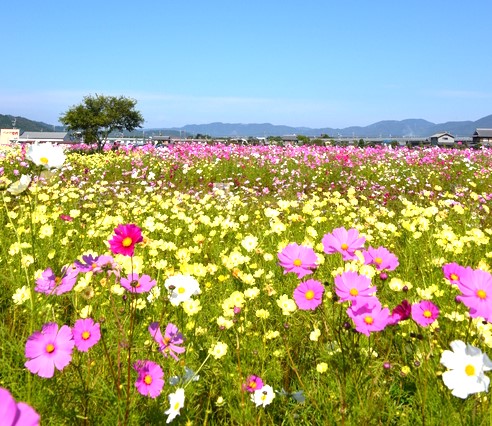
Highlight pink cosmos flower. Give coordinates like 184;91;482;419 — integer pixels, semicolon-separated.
454;268;492;321
73;318;101;352
346;297;389;336
133;360;164;398
74;254;120;276
387;300;412;325
322;227;366;261
120;273;156;293
411;300;440;327
25;323;74;378
442;263;470;285
243;375;264;392
0;387;40;426
108;223;143;256
148;322;185;361
35;266;78;295
278;243;318;279
362;246;399;271
293;279;325;310
334;271;376;303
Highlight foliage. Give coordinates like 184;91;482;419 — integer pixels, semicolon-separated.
59;94;144;152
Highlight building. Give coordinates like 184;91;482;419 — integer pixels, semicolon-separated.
429;132;455;146
281;135;299;144
17;131;75;144
0;128;20;144
472;129;492;146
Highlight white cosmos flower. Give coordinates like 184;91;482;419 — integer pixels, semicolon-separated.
26;142;66;169
164;274;201;306
440;340;492;399
164;387;185;423
251;384;275;407
7;174;31;195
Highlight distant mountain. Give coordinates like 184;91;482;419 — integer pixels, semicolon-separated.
3;113;492;139
0;114;64;133
149;115;492;138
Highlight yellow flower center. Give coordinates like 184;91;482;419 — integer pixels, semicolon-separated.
122;237;133;247
144;374;152;385
55;277;61;285
46;343;55;353
364;316;374;325
476;289;487;300
305;290;315;300
178;287;186;294
349;288;359;297
423;310;432;318
341;243;349;250
450;273;459;281
374;257;383;265
293;259;302;267
82;331;91;340
465;364;475;376
164;336;171;344
40;157;49;164
174;402;181;410
249;381;257;389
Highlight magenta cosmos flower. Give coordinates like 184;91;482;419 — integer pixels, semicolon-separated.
334;271;376;303
25;323;74;378
411;300;439;327
73;318;101;352
0;387;40;426
322;227;366;261
35;266;78;295
108;223;143;256
148;322;185;361
347;297;389;336
442;262;470;285
277;243;318;279
387;299;412;325
454;268;492;321
362;246;399;271
293;279;325;310
74;254;120;276
243;375;264;392
120;273;156;293
133;360;164;398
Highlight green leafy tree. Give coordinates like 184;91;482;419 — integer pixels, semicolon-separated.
60;94;144;152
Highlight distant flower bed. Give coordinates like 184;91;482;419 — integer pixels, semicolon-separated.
1;143;492;424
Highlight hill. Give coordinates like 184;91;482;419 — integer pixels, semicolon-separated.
0;114;64;133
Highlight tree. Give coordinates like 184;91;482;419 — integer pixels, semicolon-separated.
60;94;144;152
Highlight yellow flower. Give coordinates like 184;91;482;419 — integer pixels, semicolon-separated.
209;341;228;359
316;362;328;373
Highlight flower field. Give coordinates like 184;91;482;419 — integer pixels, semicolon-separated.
1;142;492;425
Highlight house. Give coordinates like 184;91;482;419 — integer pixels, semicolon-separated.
472;129;492;146
429;132;455;146
281;135;298;145
151;135;172;146
18;131;74;144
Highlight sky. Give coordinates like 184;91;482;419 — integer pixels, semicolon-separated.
2;0;492;129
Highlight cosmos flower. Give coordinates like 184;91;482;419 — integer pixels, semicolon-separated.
454;268;492;322
120;273;156;294
133;360;164;398
293;279;325;310
7;174;32;195
442;262;470;285
411;300;439;327
26;142;66;169
74;254;120;276
25;322;74;378
387;300;412;325
108;223;143;256
346;297;390;336
72;318;101;352
244;375;264;392
164;274;201;306
0;387;40;426
148;322;185;361
440;340;492;399
334;271;376;303
362;246;399;271
34;266;78;295
277;243;318;279
164;388;185;423
251;384;275;407
321;227;366;261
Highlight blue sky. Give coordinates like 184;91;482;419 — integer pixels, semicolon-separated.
2;0;492;129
